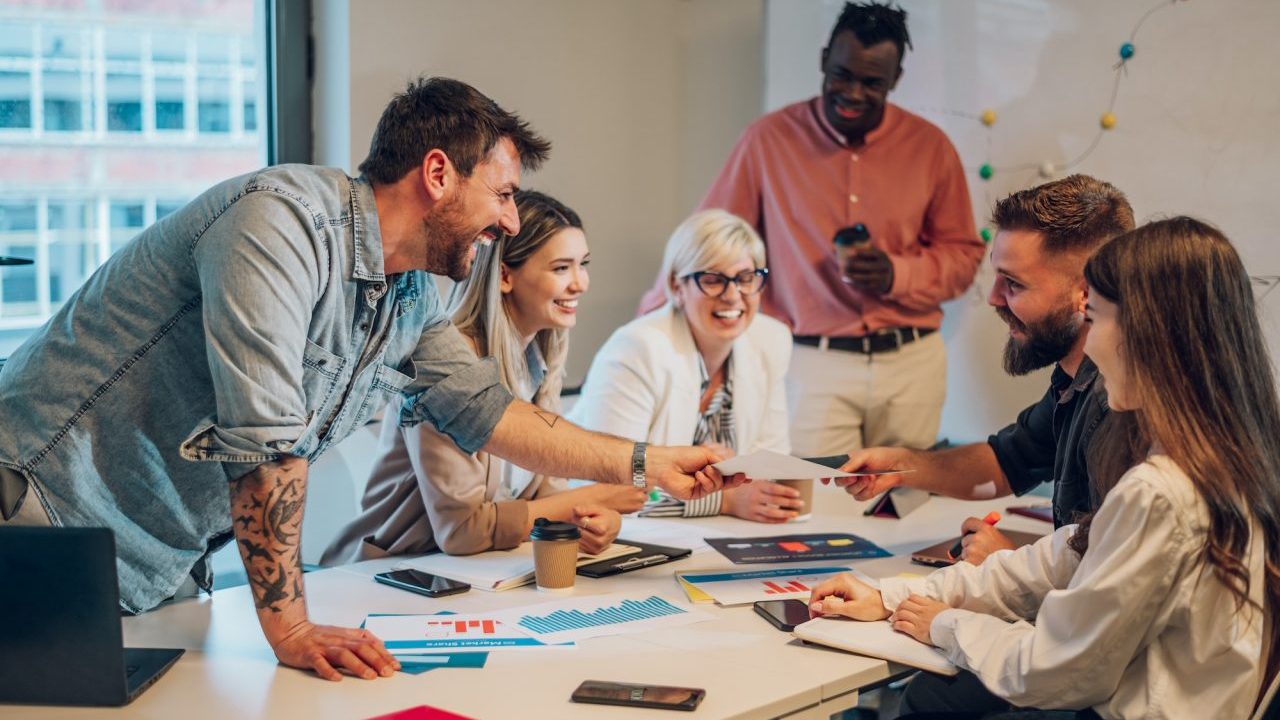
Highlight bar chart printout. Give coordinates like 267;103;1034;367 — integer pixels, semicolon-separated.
675;566;852;606
492;594;713;644
363;613;571;652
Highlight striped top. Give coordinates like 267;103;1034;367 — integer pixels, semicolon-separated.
640;355;734;518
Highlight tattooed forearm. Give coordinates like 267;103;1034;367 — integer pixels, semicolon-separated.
533;409;561;429
230;459;308;613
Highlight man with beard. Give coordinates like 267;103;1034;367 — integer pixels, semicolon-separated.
832;175;1134;564
638;2;983;457
0;77;735;682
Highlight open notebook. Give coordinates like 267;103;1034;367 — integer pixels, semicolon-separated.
793;617;958;676
396;543;641;591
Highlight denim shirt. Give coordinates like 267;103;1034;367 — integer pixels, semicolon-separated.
0;165;513;613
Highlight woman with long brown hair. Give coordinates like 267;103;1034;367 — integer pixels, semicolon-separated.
808;216;1277;718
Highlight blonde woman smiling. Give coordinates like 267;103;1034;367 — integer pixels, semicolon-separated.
570;210;798;521
323;191;643;565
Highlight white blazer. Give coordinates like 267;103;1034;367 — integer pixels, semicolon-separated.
570;304;792;454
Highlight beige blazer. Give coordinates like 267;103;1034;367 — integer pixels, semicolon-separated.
320;342;561;566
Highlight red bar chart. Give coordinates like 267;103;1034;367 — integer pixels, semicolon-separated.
424;619;499;637
762;580;811;595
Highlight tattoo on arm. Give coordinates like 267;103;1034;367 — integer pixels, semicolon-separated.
231;466;307;613
534;410;561;429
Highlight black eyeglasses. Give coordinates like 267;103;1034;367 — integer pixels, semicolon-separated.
681;268;769;298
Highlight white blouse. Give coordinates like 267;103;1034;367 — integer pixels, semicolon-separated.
880;455;1267;720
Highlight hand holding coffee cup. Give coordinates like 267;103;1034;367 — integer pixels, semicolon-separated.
774;479;814;521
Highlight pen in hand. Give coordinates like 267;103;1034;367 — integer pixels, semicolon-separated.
949;511;1000;561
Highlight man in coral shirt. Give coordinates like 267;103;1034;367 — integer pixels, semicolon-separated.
641;2;982;455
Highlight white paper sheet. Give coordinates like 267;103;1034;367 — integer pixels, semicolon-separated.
712;450;838;480
715;450;916;480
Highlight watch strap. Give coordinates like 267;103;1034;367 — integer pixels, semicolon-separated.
631;442;648;489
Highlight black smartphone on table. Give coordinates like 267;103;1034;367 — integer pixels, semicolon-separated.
753;599;811;631
373;569;470;598
571;680;705;711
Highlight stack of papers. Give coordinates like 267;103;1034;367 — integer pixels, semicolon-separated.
396;542;641;591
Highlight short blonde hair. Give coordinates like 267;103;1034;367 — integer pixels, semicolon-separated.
659;209;766;303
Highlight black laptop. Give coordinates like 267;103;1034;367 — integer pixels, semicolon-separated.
0;526;185;706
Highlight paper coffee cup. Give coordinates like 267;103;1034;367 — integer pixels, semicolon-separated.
530;518;580;592
774;478;814;521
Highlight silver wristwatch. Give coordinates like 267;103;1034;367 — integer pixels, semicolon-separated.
630;442;648;489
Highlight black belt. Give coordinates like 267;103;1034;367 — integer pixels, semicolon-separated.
794;327;935;354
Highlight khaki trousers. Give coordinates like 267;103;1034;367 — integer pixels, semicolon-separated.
786;331;946;456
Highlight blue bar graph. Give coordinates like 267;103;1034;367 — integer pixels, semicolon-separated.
517;596;684;635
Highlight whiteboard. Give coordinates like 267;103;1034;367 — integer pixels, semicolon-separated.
765;0;1280;442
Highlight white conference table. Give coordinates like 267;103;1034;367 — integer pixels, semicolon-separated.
10;481;1049;720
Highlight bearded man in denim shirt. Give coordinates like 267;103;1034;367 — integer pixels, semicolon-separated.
0;77;736;682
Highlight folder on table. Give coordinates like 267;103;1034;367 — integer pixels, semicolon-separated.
576;540;691;578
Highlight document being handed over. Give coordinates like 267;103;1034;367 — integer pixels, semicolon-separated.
714;450;915;481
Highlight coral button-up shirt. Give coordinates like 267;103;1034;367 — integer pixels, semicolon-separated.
646;99;982;337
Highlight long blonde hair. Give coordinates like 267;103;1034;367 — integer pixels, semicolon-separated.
451;190;582;412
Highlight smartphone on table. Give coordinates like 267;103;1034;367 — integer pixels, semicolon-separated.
753;599;811;632
571;680;705;711
373;569;470;598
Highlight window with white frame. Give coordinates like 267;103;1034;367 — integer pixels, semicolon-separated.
0;0;272;357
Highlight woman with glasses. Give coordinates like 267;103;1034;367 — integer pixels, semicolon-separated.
570;210;799;521
321;190;645;566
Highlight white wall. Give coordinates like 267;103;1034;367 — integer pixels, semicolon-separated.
314;0;764;386
273;1;764;564
766;0;1280;443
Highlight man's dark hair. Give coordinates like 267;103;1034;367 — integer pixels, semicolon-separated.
991;174;1136;256
358;77;551;184
828;2;912;63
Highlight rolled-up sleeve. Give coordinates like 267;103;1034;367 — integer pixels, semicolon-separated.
398;318;513;454
180;190;322;478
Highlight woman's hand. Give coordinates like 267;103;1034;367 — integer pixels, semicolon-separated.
891;594;949;645
722;481;805;523
572;504;622;555
807;573;891;621
583;483;648;514
701;441;736;461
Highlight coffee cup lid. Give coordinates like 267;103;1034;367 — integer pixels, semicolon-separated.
529;517;580;541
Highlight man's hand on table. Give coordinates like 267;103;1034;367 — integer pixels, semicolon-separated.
270;619;400;681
